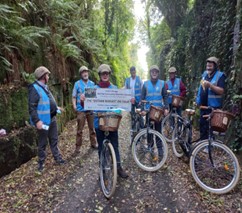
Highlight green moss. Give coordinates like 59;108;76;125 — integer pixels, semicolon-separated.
0;93;14;131
11;88;29;128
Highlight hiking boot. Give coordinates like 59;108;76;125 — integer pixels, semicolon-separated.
38;162;44;172
117;167;129;178
55;158;66;165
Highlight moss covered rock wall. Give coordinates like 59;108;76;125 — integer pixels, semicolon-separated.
0;127;37;177
0;83;74;177
0;87;29;132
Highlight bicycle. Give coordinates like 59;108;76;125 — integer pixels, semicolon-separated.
161;95;184;143
97;112;122;199
172;106;240;194
130;107;144;146
132;101;168;172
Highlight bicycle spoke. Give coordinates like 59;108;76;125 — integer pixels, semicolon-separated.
100;143;117;198
132;129;168;171
190;141;240;194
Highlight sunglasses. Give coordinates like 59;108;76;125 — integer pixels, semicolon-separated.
101;72;110;76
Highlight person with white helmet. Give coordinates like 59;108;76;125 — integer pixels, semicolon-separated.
141;65;169;157
72;66;98;155
196;56;226;140
166;66;186;116
141;65;169;117
94;64;129;178
28;66;65;172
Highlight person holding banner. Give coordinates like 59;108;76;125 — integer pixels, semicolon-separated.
94;64;129;178
72;66;98;155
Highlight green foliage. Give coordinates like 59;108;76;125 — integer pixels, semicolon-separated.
21;72;35;84
0;0;137;86
147;0;241;148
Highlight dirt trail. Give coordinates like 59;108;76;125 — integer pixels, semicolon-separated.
53;112;179;213
0;112;241;212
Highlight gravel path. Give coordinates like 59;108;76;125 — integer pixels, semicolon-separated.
0;112;241;212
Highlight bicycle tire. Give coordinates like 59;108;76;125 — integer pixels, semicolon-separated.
161;113;178;143
190;140;240;194
172;125;185;158
132;129;168;172
100;141;117;199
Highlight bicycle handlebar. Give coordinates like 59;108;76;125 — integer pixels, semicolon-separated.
200;105;213;110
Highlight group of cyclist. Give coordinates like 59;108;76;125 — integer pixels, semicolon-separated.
125;65;186;137
126;56;225;143
30;56;226;179
72;62;190;179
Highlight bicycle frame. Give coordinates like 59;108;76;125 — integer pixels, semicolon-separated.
173;109;206;157
130;101;157;145
176;106;227;162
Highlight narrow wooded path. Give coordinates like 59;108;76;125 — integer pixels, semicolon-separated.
0;112;241;212
53;112;179;212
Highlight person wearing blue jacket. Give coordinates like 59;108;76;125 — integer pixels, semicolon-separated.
72;66;98;155
124;66;143;113
196;57;226;140
94;64;128;178
141;65;169;122
28;66;65;172
166;67;186;115
141;65;169;158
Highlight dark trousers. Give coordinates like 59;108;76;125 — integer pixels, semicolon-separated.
95;128;121;166
199;109;212;140
131;102;140;114
37;117;62;163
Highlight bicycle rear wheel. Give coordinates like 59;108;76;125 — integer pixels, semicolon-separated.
161;113;178;143
132;129;168;172
172;125;186;158
190;140;240;194
100;141;117;199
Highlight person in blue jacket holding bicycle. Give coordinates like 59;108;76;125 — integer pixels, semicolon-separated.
141;65;169;122
166;66;186;116
141;65;169;156
196;57;226;140
94;64;129;178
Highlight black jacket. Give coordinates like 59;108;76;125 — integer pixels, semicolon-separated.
28;81;58;125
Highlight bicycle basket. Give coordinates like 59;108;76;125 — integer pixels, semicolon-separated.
172;95;184;108
98;113;122;132
211;110;235;132
150;105;164;123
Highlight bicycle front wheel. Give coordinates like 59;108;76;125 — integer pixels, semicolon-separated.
100;141;117;199
132;129;168;172
190;140;240;194
161;113;178;143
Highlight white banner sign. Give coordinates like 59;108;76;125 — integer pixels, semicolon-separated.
84;88;132;111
